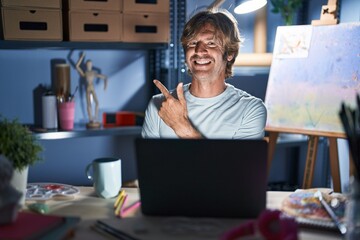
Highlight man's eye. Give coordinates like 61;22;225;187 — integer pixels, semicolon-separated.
187;42;197;47
207;42;216;47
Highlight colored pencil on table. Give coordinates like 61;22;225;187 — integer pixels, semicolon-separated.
114;193;127;216
94;220;140;240
120;200;141;218
114;190;125;208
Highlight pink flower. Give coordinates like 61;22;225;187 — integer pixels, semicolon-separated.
221;209;298;240
258;209;298;240
220;220;256;240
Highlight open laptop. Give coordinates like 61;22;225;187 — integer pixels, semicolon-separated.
135;138;268;218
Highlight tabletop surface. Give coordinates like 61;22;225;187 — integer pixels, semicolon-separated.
24;187;343;240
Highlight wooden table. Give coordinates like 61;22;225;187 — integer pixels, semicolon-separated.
25;187;343;240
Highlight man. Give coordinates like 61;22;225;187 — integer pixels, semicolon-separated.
142;9;267;139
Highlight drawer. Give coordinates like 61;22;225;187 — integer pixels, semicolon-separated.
68;11;122;41
1;0;61;9
2;7;62;41
67;0;122;11
123;13;169;43
123;0;169;13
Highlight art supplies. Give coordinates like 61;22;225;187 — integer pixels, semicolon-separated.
339;95;360;180
113;189;141;218
92;220;140;240
281;188;347;231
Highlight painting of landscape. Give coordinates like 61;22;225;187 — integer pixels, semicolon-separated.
265;23;360;135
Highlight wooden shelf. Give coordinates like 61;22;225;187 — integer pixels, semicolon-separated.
0;40;169;50
32;125;142;140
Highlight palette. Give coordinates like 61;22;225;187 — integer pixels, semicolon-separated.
26;183;80;200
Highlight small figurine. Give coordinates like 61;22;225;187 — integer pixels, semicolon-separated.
0;155;22;225
76;52;108;129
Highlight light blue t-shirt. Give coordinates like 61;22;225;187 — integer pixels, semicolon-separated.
141;83;267;139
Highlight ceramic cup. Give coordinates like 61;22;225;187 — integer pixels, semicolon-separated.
85;157;122;199
58;101;75;130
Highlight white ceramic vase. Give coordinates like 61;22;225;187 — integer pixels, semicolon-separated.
10;166;29;206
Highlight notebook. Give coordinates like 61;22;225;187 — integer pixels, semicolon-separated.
135;138;268;218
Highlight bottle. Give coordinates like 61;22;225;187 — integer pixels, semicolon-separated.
42;92;58;130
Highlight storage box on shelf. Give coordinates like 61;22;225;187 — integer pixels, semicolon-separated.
64;0;123;42
123;0;169;13
68;0;121;11
1;0;61;8
68;11;122;41
122;0;169;43
122;13;169;43
1;0;62;41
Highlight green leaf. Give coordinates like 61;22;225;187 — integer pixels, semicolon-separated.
0;115;43;170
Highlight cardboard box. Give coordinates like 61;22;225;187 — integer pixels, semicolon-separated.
68;11;122;41
123;13;169;43
2;7;62;41
1;0;61;9
67;0;122;11
123;0;169;13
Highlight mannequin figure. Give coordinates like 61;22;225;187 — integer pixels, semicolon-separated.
76;53;108;128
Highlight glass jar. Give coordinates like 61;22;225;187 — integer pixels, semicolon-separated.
345;176;360;240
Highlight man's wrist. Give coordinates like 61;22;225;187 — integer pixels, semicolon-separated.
175;125;202;139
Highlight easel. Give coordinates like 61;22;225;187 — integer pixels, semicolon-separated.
311;0;339;26
264;0;357;193
266;126;348;193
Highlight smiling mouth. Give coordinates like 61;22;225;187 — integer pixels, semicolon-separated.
194;59;212;65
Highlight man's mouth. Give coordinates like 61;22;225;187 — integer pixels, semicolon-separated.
194;59;212;65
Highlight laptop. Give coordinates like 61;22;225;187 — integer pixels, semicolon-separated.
135;138;268;218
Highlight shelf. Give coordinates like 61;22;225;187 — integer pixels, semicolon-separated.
33;125;142;140
0;40;169;50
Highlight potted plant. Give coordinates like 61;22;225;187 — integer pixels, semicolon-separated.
0;115;43;205
270;0;303;25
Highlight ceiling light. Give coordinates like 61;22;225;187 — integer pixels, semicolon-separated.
234;0;267;14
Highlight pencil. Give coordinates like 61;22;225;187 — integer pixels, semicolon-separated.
91;224;118;240
114;189;125;208
114;193;127;216
120;200;141;218
96;220;140;240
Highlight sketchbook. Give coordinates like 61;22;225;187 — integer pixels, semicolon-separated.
281;188;347;231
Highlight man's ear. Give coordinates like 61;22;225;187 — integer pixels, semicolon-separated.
227;54;234;62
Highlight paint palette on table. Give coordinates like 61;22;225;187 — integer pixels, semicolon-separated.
26;183;80;200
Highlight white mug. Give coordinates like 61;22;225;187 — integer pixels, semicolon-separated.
85;157;122;199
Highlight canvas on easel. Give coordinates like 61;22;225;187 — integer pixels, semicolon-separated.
265;22;360;192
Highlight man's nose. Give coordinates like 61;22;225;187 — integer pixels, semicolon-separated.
195;42;207;53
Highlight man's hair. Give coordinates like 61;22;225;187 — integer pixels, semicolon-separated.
181;9;242;79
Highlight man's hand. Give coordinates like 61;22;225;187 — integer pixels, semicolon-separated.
153;79;202;138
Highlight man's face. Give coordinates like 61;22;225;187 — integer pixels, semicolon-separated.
185;23;228;82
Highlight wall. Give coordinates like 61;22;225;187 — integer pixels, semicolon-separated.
0;49;151;124
0;49;152;184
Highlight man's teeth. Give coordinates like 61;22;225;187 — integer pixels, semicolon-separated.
195;60;211;64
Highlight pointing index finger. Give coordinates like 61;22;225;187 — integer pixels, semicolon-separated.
153;79;171;98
